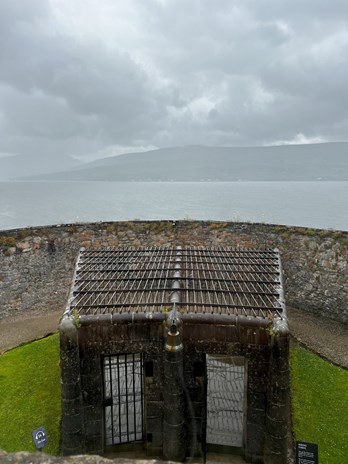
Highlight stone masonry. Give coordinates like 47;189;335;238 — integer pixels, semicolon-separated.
0;221;347;323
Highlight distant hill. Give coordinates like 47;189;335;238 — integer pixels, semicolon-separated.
0;153;82;180
18;142;348;181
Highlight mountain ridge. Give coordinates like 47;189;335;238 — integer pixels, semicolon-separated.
12;142;348;181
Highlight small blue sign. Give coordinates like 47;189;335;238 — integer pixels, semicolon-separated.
32;426;49;449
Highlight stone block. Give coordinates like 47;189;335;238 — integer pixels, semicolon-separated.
61;397;83;416
246;422;265;455
84;420;103;438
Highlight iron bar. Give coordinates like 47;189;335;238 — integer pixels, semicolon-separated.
140;357;144;441
125;354;129;441
132;353;136;440
76;265;279;275
109;358;114;445
117;355;122;444
77;302;279;311
79;312;278;328
73;288;279;297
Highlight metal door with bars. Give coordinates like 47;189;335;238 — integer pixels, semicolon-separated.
206;355;245;448
103;353;144;446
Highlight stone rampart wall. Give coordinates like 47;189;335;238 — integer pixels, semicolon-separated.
0;221;347;323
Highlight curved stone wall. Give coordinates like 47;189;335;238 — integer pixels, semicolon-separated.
0;221;347;323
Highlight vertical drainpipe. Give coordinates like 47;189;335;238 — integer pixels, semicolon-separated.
163;247;186;462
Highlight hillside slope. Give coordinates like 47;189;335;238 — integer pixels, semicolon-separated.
22;143;348;181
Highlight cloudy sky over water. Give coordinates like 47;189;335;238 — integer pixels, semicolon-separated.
0;0;348;161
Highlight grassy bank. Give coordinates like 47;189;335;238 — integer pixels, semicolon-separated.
291;346;348;464
0;334;61;454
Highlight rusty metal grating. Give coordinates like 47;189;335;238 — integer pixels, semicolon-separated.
67;246;285;320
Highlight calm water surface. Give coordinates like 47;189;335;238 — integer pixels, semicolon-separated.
0;181;347;231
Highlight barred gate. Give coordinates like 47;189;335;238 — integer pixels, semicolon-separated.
103;353;144;446
206;355;245;448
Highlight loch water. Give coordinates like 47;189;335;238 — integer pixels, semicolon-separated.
0;181;347;231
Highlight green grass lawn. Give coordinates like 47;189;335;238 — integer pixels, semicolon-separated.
291;346;348;464
0;334;61;454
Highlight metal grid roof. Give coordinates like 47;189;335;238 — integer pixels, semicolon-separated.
67;246;285;321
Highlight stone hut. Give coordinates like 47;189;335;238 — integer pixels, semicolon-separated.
60;246;289;464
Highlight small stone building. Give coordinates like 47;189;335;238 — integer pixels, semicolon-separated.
60;246;289;464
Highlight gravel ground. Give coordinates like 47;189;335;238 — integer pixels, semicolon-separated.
1;307;347;370
287;307;348;369
0;309;62;354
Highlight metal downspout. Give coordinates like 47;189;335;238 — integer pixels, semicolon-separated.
163;247;186;462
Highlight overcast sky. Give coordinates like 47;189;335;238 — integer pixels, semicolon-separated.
1;0;348;161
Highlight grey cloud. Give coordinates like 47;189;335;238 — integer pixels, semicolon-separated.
247;0;348;23
0;0;347;159
0;20;169;154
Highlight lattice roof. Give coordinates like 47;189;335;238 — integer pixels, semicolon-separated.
66;246;285;321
